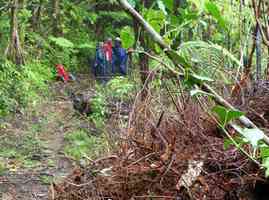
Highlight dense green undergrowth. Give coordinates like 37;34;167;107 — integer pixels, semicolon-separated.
89;77;136;129
0;58;54;117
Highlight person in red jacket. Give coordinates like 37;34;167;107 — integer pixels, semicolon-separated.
103;38;113;77
103;38;113;63
55;64;70;83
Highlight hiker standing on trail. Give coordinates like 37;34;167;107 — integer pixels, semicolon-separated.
112;37;128;76
94;42;106;83
104;38;113;81
94;43;102;76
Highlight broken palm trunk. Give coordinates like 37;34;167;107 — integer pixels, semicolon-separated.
117;0;269;147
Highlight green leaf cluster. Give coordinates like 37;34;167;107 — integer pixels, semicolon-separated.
212;105;244;126
64;130;107;161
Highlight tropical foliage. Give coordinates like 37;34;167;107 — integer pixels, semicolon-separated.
1;0;269;189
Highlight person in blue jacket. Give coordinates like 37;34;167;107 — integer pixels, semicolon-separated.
112;37;128;76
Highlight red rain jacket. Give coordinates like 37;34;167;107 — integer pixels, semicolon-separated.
103;41;113;62
56;64;69;82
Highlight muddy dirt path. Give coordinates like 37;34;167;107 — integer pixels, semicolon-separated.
0;75;96;200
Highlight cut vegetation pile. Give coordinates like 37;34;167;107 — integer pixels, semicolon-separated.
51;88;269;200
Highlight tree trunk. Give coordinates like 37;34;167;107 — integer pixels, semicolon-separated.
31;0;43;31
52;0;61;36
171;0;183;49
5;0;24;66
139;30;149;100
266;47;269;80
231;24;258;97
137;0;153;100
266;20;269;80
256;28;262;81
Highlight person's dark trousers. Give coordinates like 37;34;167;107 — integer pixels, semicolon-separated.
111;64;115;75
106;62;114;82
111;60;118;75
98;63;111;84
106;61;112;76
93;64;97;77
90;57;96;76
119;64;126;76
99;64;106;84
